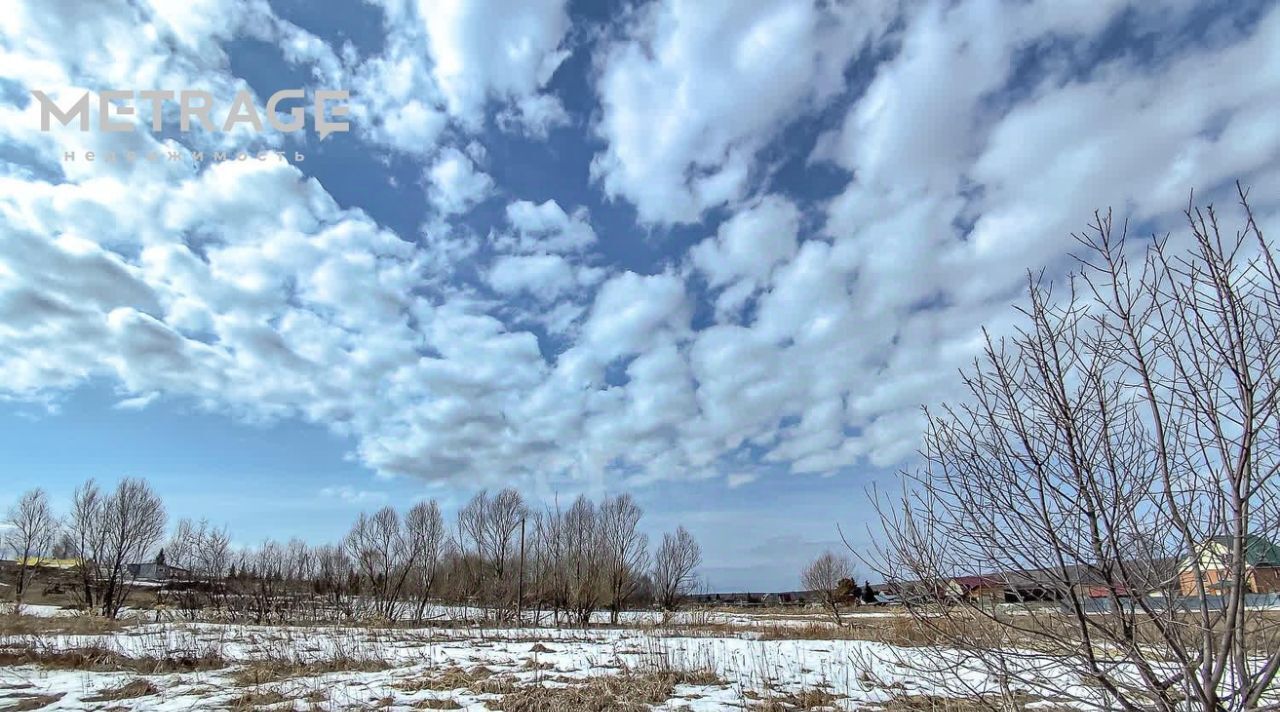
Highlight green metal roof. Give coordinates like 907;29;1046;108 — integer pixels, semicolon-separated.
1209;535;1280;567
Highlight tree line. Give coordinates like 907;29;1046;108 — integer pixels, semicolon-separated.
3;481;702;624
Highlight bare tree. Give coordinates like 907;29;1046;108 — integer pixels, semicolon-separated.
163;518;231;616
64;480;104;610
238;539;287;624
533;503;570;624
653;526;701;611
405;499;447;620
456;489;527;621
345;506;416;620
874;188;1280;711
600;494;649;624
93;479;167;618
563;495;604;626
802;550;854;625
4;489;58;608
313;544;353;614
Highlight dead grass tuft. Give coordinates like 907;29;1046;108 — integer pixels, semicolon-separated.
498;670;725;712
82;679;160;702
394;665;495;692
868;693;1074;711
0;644;227;674
411;699;463;710
0;692;65;711
750;688;843;710
225;688;291;710
0;613;125;636
230;657;391;686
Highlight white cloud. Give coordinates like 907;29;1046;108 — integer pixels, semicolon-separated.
690;194;800;315
319;486;388;504
114;392;160;410
579;271;690;367
496;94;571;137
496;199;597;253
1;0;1277;498
347;37;450;155
591;0;891;224
427;146;495;215
419;0;571;132
487;254;575;301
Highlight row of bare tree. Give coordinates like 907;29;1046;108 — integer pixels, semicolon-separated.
4;483;702;625
3;479;165;618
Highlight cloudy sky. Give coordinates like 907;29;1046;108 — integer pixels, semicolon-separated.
1;0;1277;591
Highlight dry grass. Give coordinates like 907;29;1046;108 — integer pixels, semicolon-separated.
0;692;65;711
81;679;160;702
411;700;464;710
394;665;497;692
226;688;291;709
0;613;125;636
230;656;391;686
0;643;227;674
867;693;1076;711
749;688;844;710
498;670;725;712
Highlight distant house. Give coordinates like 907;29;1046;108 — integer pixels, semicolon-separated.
126;562;188;580
776;590;821;606
947;575;1006;604
909;557;1183;606
1179;536;1280;595
11;557;82;570
689;590;821;607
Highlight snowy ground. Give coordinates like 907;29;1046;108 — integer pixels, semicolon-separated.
0;609;1079;710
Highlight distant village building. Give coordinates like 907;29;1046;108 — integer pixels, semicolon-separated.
9;557;82;570
1179;535;1280;595
126;561;188;580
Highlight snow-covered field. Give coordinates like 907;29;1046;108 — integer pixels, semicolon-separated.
0;609;1077;710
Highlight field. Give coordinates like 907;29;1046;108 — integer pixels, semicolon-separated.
0;604;1077;711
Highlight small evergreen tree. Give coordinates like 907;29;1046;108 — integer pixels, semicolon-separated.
861;580;877;604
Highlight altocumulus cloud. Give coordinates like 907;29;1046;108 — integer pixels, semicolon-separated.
0;0;1278;493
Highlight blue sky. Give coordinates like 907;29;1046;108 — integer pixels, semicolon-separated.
1;0;1278;591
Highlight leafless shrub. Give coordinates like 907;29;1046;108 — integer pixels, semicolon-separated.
601;494;650;624
346;506;416;621
653;526;702;611
64;478;167;618
457;489;529;621
406;499;448;620
873;187;1280;710
3;488;57;607
802;551;854;625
